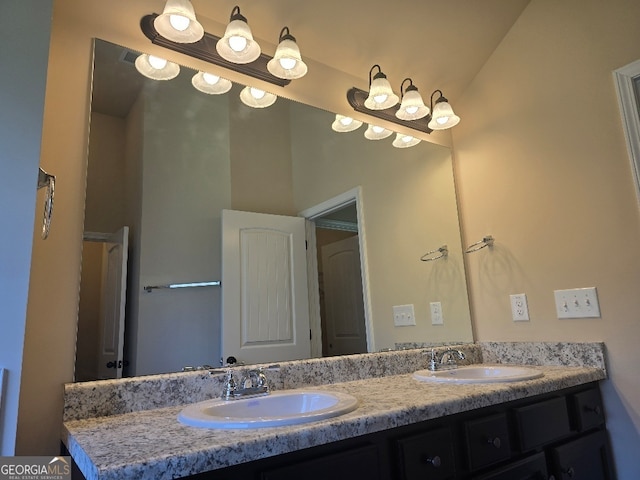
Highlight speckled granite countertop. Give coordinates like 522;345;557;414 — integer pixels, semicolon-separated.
63;364;605;480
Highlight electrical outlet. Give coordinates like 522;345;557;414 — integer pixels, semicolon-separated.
430;302;444;325
554;287;600;318
510;293;530;321
393;304;416;326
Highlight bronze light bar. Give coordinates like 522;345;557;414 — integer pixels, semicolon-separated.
346;87;433;134
140;13;291;87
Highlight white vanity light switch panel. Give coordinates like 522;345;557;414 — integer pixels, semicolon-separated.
554;287;600;318
430;302;444;325
510;293;530;321
393;304;416;326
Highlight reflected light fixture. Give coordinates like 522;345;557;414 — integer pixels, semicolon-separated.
364;65;399;110
216;6;261;64
364;124;393;140
396;78;429;121
267;27;308;80
134;53;180;80
392;133;421;148
427;90;461;130
154;0;204;43
192;71;232;95
239;86;277;108
331;114;363;133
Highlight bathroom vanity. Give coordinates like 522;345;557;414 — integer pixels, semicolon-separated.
62;343;614;480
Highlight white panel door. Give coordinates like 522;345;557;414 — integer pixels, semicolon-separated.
97;226;129;379
221;210;310;365
321;235;367;356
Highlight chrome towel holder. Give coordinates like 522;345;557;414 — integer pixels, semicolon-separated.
465;235;494;253
420;245;448;262
37;167;55;239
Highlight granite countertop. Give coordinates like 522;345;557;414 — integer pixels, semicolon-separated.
63;364;605;480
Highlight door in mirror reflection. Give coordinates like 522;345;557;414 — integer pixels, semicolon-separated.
221;210;311;365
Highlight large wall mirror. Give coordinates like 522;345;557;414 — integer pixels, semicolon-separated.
75;39;473;381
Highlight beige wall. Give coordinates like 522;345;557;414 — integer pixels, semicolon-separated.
452;0;640;476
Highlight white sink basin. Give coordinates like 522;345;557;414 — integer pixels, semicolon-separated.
413;365;544;384
178;389;358;429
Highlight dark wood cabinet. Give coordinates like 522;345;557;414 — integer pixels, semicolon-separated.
472;452;548;480
549;430;615;480
396;427;457;480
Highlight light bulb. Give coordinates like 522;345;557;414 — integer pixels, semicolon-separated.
148;55;168;70
340;117;354;126
406;106;419;114
202;73;220;85
372;126;385;133
373;93;388;105
250;88;266;100
169;14;190;31
279;57;297;70
437;116;449;125
229;35;248;52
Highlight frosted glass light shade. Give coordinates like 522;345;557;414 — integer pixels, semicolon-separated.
364;73;399;110
240;86;277;108
216;8;261;64
192;71;232;94
364;124;393;140
134;54;180;80
392;133;421;148
267;36;308;79
396;87;430;120
154;0;204;43
428;99;460;130
332;114;363;133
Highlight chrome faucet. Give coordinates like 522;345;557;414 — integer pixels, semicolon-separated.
427;348;466;371
221;367;270;400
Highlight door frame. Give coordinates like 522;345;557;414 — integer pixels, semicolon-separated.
299;186;375;354
613;59;640;208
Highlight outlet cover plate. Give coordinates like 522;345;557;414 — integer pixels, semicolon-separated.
554;287;600;318
430;302;444;325
510;293;530;321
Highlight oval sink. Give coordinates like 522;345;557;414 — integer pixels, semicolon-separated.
413;365;544;384
178;389;358;429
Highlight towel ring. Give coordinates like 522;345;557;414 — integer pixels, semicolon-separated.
37;167;55;240
465;235;494;253
420;245;448;262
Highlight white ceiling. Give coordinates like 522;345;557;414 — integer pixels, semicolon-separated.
191;0;531;101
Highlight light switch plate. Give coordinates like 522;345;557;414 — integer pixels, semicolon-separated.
393;304;416;326
554;287;601;318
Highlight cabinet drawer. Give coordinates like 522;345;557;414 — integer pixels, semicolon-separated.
571;388;605;431
261;444;381;480
513;396;571;451
550;430;615;480
396;427;456;480
472;452;548;480
464;413;511;470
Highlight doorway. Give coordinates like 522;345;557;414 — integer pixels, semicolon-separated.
301;187;374;357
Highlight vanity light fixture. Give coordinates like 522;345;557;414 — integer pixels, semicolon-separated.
154;0;204;44
239;86;277;108
134;53;180;80
216;6;261;64
267;27;308;80
364;65;399;110
191;71;232;95
331;114;363;133
364;124;393;140
396;78;430;121
427;90;461;130
392;133;421;148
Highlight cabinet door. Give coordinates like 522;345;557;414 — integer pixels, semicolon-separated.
465;413;511;470
550;430;615;480
570;388;605;432
261;444;381;480
396;427;456;480
472;452;548;480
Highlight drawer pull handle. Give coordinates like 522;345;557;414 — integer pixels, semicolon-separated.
562;466;575;477
584;404;602;416
422;455;442;468
486;436;502;449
